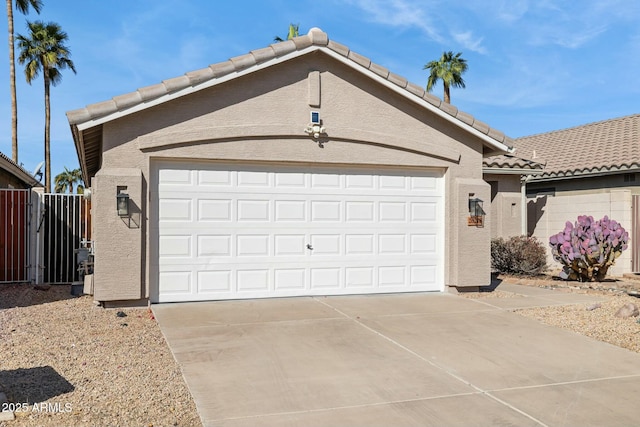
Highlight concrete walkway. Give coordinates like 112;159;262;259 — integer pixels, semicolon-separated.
153;285;640;426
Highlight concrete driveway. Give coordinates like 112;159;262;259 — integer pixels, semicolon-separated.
153;286;640;427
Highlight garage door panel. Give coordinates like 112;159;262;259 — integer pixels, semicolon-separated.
274;234;307;256
155;163;444;302
275;171;306;187
159;235;192;257
411;234;437;253
197;235;232;257
237;235;270;256
411;202;438;222
345;201;375;222
274;269;306;290
275;200;306;221
345;234;374;254
198;169;232;186
198;270;232;292
197;199;232;221
237;269;270;291
238;170;270;187
159;198;192;221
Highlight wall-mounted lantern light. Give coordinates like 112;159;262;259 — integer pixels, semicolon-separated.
468;197;485;227
117;192;130;217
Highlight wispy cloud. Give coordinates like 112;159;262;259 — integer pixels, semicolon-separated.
515;1;639;49
452;31;486;54
346;0;445;43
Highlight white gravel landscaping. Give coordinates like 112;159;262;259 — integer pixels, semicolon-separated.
464;275;640;354
0;285;201;427
2;276;640;426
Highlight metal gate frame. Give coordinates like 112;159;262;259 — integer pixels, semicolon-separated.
35;192;91;284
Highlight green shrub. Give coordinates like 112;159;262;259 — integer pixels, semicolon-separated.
491;236;548;276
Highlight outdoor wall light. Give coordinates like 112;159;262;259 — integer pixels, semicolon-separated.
304;123;327;139
468;197;485;217
468;197;485;227
117;192;130;217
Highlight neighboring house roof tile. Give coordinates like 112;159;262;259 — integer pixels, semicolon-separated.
0;152;42;187
483;154;545;174
514;113;640;180
67;28;514;183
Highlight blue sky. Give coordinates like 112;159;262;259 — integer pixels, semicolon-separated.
0;0;638;182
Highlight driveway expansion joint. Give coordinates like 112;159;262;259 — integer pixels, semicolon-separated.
312;296;550;427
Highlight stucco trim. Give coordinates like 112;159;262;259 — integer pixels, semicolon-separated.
528;165;640;182
70;27;514;184
77;44;511;156
135;125;462;163
73;45;320;132
482;167;544;175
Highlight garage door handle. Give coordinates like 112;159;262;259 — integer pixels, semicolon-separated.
306;244;313;250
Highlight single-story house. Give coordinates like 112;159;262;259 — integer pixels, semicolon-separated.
510;113;640;276
0;152;41;283
0;152;41;189
482;154;544;239
67;28;516;305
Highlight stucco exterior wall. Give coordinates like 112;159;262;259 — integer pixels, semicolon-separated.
528;187;632;277
89;52;492;301
484;173;523;239
92;168;144;300
449;178;491;288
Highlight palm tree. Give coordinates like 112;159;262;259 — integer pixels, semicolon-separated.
423;51;468;104
274;23;299;42
17;20;76;193
7;0;42;163
54;166;83;193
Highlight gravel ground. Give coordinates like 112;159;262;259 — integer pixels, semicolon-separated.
2;276;640;426
465;274;640;354
0;284;201;427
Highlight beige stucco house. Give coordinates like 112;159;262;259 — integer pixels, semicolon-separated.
67;28;516;304
483;154;544;239
510;114;640;276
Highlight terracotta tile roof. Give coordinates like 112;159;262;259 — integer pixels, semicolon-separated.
482;154;545;174
67;28;514;182
514;113;640;180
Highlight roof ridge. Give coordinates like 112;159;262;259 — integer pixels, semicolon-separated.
67;28;513;150
516;112;640;140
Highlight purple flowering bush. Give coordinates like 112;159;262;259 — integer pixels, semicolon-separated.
549;215;629;282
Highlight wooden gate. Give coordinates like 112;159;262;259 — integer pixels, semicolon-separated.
0;189;30;282
39;194;91;284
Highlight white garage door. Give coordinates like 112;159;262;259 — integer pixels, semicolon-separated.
153;162;444;302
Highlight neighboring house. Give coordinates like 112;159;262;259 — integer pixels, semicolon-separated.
0;152;41;188
512;113;640;276
67;28;514;305
0;152;41;283
483;154;544;239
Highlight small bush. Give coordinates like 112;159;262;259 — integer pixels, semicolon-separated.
549;215;628;282
491;236;548;276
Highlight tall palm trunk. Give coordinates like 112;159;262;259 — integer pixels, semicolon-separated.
7;0;18;163
44;67;50;192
